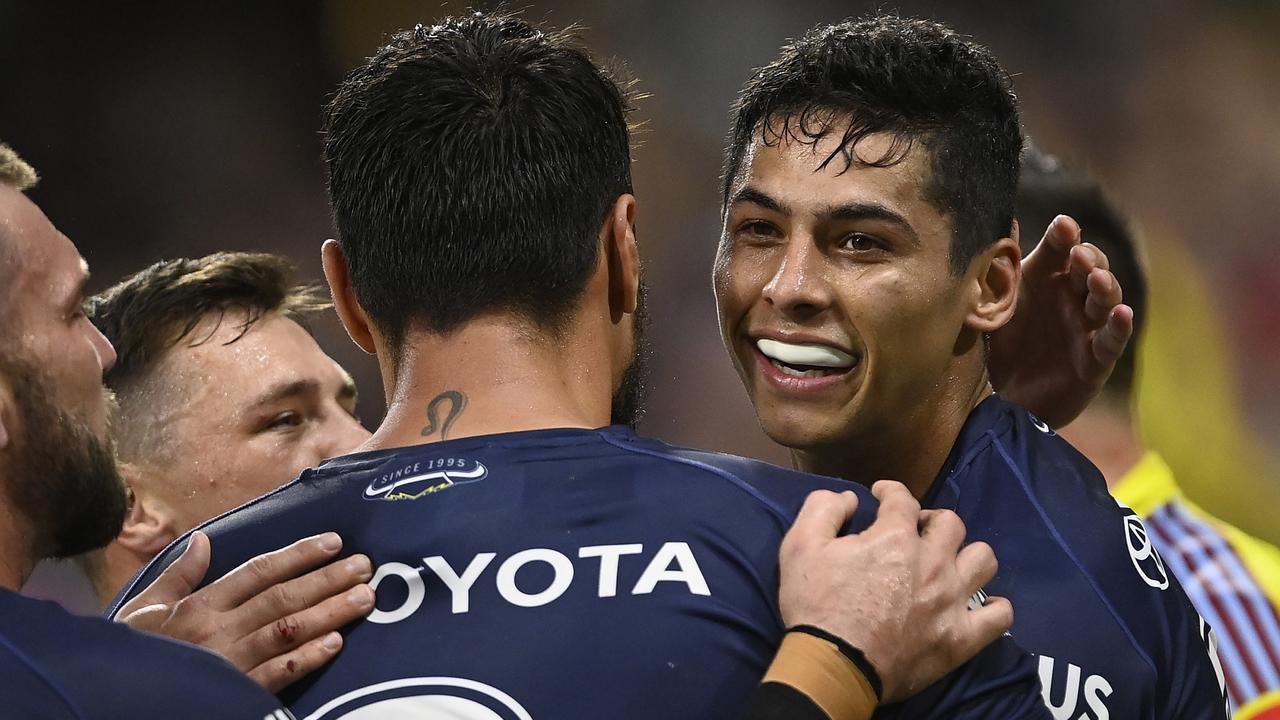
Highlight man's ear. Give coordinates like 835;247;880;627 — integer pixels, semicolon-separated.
605;193;640;323
965;233;1021;333
322;239;377;354
114;465;180;558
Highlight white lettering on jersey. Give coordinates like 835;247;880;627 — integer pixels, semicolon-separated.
1038;655;1113;720
365;542;711;624
632;542;711;596
579;544;644;597
495;548;575;608
366;562;425;624
425;553;496;614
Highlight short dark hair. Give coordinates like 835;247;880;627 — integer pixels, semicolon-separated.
1017;146;1146;399
723;16;1023;274
88;252;328;457
323;12;635;348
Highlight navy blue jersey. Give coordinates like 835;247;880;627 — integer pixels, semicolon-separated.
924;395;1231;719
0;588;288;720
114;426;1047;719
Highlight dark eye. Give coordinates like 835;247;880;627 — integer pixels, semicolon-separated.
738;220;780;239
264;411;304;431
839;233;885;253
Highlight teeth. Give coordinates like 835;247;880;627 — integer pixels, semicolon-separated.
757;338;856;368
769;359;835;378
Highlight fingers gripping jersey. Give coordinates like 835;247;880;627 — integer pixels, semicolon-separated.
113;426;1047;720
0;589;288;720
923;396;1231;719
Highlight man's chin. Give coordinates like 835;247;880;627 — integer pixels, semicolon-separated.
757;414;849;454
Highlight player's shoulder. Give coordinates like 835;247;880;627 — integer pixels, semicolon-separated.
940;394;1115;514
0;589;282;717
939;397;1196;635
616;429;876;525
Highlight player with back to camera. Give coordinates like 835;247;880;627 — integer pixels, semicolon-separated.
1018;145;1280;720
713;15;1230;718
113;13;1061;720
90;253;1005;720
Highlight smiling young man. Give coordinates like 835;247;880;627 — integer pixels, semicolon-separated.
715;16;1230;719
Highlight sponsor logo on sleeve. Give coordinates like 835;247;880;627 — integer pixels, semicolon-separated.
364;458;488;502
1123;513;1170;590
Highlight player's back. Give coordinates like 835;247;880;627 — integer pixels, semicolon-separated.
0;588;286;720
924;395;1231;719
115;425;1047;719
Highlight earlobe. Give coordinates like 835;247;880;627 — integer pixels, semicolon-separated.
322;239;378;354
966;237;1021;333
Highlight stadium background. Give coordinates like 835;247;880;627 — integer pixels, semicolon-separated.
2;0;1277;612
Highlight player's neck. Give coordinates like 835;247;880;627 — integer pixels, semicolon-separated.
360;316;616;452
0;499;36;591
1056;398;1145;489
92;546;146;610
791;368;994;499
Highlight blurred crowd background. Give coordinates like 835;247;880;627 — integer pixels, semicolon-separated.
3;0;1278;611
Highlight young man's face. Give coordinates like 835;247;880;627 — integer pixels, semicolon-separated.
713;127;975;454
135;311;371;534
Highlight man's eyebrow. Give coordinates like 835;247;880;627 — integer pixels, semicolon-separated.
729;186;790;215
65;263;91;311
822;201;920;247
251;379;320;409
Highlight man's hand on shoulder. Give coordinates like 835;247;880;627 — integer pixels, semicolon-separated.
777;483;1013;704
990;215;1134;428
116;531;375;693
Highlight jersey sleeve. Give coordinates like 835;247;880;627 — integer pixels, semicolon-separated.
113;636;293;719
1003;409;1231;719
883;632;1050;720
